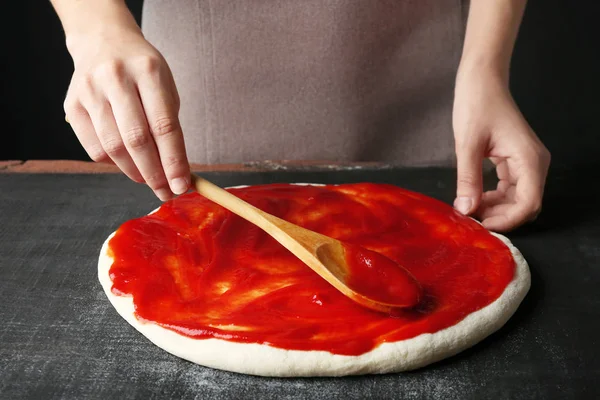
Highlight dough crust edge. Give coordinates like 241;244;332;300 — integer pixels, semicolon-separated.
97;184;531;377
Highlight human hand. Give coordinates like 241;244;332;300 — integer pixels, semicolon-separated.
64;25;189;201
452;68;551;232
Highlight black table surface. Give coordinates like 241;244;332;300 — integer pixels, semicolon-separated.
1;166;598;399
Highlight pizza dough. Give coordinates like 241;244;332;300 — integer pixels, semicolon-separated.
98;184;530;377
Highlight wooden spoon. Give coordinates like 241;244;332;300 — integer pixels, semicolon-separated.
191;174;422;313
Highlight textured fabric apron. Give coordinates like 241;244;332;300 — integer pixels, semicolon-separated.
142;0;467;166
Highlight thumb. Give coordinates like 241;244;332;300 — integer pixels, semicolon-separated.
454;140;484;215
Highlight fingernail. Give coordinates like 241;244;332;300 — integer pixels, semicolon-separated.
454;196;473;215
156;188;172;202
170;177;189;195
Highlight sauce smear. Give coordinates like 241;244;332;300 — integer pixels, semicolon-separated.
342;243;422;307
108;183;515;355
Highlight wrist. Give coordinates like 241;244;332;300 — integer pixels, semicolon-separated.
458;0;526;89
60;1;141;58
456;56;510;89
66;25;143;66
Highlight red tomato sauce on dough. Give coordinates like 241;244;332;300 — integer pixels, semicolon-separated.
341;243;422;308
108;183;515;356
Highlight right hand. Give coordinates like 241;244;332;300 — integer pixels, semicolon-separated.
64;26;189;201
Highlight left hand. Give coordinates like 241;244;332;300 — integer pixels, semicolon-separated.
452;67;551;232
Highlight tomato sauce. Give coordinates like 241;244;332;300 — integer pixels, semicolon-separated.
108;183;514;355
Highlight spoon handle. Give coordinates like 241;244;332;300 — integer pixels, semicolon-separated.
191;174;270;228
190;174;326;262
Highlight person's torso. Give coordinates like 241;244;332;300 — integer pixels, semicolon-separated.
142;0;467;165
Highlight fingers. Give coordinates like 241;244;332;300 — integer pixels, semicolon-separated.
454;137;485;215
490;158;515;184
480;202;541;232
136;60;190;195
83;99;145;183
478;180;513;207
64;101;113;165
105;78;173;201
64;49;189;202
479;165;546;232
71;68;145;182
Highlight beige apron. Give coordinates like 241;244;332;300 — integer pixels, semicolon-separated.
142;0;467;166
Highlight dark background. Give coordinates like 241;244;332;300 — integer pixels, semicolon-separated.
3;1;599;166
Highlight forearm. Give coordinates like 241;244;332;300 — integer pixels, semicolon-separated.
458;0;527;83
50;0;140;57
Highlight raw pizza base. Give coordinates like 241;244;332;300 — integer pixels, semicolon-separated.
98;184;531;377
